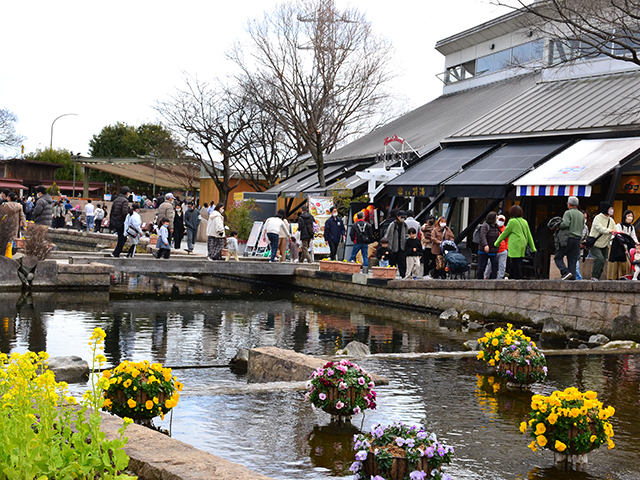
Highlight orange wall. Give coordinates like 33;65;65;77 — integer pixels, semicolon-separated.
199;178;259;206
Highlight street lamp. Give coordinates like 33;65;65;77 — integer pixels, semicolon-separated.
50;113;78;150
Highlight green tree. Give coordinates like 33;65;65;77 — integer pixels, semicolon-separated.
25;148;83;181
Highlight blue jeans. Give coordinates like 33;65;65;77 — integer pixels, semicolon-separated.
349;243;368;267
267;233;279;261
86;216;94;231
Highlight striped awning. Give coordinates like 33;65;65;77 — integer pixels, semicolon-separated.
514;137;640;197
516;185;591;197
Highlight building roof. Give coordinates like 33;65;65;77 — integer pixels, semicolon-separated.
325;73;539;163
82;162;200;189
448;70;640;141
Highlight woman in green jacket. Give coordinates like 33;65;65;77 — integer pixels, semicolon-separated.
494;205;536;279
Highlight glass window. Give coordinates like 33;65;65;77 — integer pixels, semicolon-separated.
476;55;493;75
511;42;531;64
531;39;544;60
493;49;512;70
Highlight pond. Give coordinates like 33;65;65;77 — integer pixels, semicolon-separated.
0;276;638;480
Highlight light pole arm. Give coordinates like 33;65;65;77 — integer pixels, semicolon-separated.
50;113;78;150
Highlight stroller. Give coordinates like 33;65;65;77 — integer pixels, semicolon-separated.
440;240;469;279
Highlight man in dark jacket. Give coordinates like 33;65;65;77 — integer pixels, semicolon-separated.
110;186;131;257
297;204;315;263
184;202;201;253
33;185;53;226
348;211;373;268
385;210;409;277
323;206;345;260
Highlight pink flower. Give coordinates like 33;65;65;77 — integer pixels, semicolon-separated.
335;401;344;409
368;381;375;388
339;382;348;390
319;393;327;400
326;368;335;376
358;377;365;385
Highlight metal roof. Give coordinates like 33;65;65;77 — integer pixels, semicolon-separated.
449;70;640;141
325;73;539;163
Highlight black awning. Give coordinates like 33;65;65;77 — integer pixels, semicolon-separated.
443;141;569;198
386;145;495;197
266;167;318;195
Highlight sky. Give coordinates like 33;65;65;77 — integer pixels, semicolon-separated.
0;0;513;158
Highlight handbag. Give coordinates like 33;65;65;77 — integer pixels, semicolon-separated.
585;235;600;248
126;225;139;237
435;254;446;271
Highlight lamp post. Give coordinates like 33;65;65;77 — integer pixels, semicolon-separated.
50;113;78;150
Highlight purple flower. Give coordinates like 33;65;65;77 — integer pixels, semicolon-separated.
373;427;384;438
372;476;386;480
395;437;404;447
358;377;365;385
409;471;427;480
543;366;548;373
417;431;427;440
319;393;326;400
437;446;446;456
511;345;516;350
355;450;368;461
405;438;415;448
349;461;362;473
425;446;435;458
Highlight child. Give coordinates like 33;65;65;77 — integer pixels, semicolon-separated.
405;227;423;279
375;238;391;267
289;232;300;263
155;218;171;259
226;230;239;261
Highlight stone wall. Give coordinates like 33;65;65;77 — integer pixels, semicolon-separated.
291;270;640;338
47;229;117;252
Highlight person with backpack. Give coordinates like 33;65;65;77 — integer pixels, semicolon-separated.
385;210;409;278
477;211;501;279
297;204;316;263
349;211;373;269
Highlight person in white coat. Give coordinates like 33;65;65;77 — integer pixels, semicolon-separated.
124;203;143;258
206;202;226;261
262;211;287;263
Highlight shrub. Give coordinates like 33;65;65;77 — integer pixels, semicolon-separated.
225;199;259;240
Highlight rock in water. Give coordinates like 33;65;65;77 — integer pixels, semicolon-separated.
48;356;90;383
230;348;249;374
588;334;610;345
439;308;459;321
343;341;370;357
541;318;566;343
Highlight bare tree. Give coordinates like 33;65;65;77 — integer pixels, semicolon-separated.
229;0;395;188
159;161;201;197
0;108;25;154
155;77;252;207
494;0;640;67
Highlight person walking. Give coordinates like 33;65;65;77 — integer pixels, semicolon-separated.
297;204;316;263
420;216;436;279
154;218;171;259
263;212;287;262
588;202;617;280
226;230;240;261
84;199;95;232
94;203;105;232
607;209;639;280
173;203;186;250
554;196;585;280
157;193;175;243
206;202;226;261
349;211;373;269
430;216;454;279
385;210;409;278
485;214;508;279
477;211;501;279
494;205;536;280
4;192;26;240
32;186;53;227
124;203;143;258
109;186;131;257
184;202;201;253
276;209;291;262
324;206;345;261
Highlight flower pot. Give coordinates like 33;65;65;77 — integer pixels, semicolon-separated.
362;453;432;480
371;266;397;279
498;359;546;386
322;386;370;416
337;262;361;274
319;260;337;272
548;423;598;455
107;388;167;421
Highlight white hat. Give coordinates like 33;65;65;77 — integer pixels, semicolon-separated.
165;193;174;199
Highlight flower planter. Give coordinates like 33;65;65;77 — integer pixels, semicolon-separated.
497;360;546;386
371;266;397;279
107;388;167;421
319;260;338;272
337;262;361;274
362;454;431;480
322;386;370;416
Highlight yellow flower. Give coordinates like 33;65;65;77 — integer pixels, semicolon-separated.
145;400;154;410
585;390;598;400
175;381;184;392
607;439;615;449
519;421;528;434
123;379;132;388
491;338;499;346
477;351;485;360
102;370;112;379
528;441;537;452
554;440;567;452
590;435;597;443
536;435;547;447
547;413;558;425
127;398;136;408
103;398;113;409
534;423;546;435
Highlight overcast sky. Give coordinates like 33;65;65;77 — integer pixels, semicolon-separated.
0;0;512;158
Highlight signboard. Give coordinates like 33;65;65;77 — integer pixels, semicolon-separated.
390;186;428;197
246;221;263;249
308;196;332;255
103;194;112;201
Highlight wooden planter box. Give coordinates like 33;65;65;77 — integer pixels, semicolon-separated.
371;266;397;279
498;360;545;385
362;453;431;480
337;262;361;274
321;386;369;416
108;388;167;421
